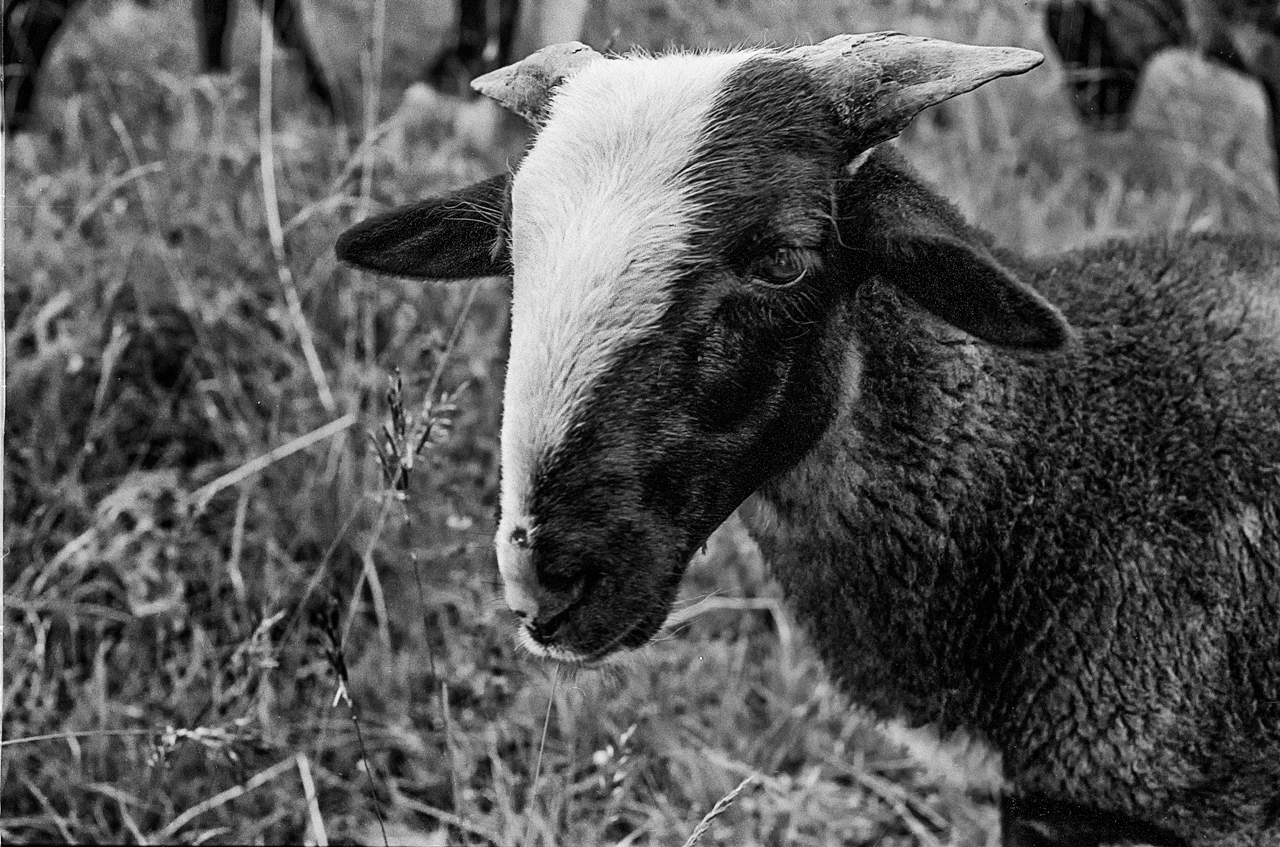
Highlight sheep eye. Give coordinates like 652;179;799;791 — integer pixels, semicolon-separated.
751;248;808;286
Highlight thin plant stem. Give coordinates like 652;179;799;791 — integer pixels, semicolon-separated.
681;773;759;847
2;728;161;748
441;680;465;826
296;753;328;847
340;493;394;650
258;0;336;414
157;757;295;841
525;666;561;846
359;0;388;211
188;413;358;513
349;708;388;847
423;281;483;407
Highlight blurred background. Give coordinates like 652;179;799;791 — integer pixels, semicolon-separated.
4;0;1278;844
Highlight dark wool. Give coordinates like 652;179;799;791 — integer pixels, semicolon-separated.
742;157;1280;847
337;45;1280;845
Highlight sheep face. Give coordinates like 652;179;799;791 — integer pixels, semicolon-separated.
495;52;856;662
337;35;1069;665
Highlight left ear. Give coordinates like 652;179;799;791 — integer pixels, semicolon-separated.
336;173;511;280
880;226;1071;351
843;153;1072;351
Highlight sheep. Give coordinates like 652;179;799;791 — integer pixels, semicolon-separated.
1044;0;1280;191
2;0;336;131
335;34;1280;847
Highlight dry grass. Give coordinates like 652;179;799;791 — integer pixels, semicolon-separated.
3;0;1276;844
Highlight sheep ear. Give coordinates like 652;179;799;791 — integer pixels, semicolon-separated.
335;173;511;280
879;228;1070;350
850;162;1071;350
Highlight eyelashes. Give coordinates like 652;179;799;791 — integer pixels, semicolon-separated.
748;246;818;287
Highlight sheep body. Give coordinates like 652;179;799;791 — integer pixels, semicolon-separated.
337;37;1280;845
742;155;1280;842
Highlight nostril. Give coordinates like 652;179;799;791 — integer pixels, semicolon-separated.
527;607;568;643
525;574;590;643
526;617;551;643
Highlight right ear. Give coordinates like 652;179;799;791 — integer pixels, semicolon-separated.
336;173;511;279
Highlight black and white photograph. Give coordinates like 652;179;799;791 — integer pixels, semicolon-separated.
4;0;1279;844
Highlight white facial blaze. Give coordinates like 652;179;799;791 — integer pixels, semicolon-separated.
494;51;759;596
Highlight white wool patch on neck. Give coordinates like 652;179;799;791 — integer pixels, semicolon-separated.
495;50;759;552
879;717;1005;794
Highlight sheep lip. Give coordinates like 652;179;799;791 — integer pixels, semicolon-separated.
518;612;657;667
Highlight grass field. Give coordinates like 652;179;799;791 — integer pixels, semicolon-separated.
3;0;1278;844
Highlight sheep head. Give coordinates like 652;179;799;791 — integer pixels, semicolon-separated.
337;34;1068;665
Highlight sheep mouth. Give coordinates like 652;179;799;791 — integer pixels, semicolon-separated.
517;614;655;667
513;557;689;666
516;586;677;667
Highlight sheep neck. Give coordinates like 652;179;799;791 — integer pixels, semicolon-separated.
738;284;1030;741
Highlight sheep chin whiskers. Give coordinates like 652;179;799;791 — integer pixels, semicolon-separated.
516;628;593;664
515;615;652;668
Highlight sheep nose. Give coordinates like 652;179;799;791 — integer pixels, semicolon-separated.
525;612;562;643
497;530;541;618
507;590;539;622
523;578;585;643
496;523;587;641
